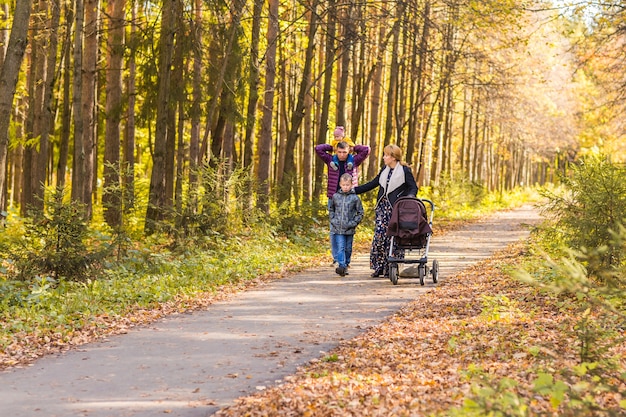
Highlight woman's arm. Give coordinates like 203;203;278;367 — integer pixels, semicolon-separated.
404;166;418;196
354;171;381;195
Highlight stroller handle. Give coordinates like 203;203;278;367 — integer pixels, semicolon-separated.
419;198;435;225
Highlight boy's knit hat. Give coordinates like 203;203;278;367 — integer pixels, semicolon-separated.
333;126;345;137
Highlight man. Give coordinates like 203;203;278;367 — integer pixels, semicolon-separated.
315;139;370;267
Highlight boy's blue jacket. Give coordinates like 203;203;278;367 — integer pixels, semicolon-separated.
329;189;364;235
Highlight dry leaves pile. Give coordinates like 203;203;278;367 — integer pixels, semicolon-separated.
215;243;626;417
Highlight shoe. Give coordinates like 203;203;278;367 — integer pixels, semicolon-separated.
370;271;382;278
335;266;346;276
330;261;337;267
347;162;354;170
330;162;338;170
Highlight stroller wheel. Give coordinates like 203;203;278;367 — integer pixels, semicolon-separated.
418;264;425;286
431;259;439;283
389;264;399;285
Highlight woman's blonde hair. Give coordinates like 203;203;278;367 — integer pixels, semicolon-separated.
384;144;407;166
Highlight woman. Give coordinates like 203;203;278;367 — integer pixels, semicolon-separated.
354;144;418;277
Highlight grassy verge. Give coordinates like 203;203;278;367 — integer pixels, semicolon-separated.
0;232;328;368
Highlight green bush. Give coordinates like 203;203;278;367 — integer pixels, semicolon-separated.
540;154;626;273
6;191;108;282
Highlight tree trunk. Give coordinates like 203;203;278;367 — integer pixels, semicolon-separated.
406;0;430;167
367;56;383;178
22;24;39;214
145;0;176;233
0;3;8;64
383;3;404;145
39;0;60;193
103;0;126;228
256;0;278;213
277;0;319;204
0;2;7;210
0;0;31;212
201;0;245;166
56;3;73;191
123;0;137;211
8;102;25;209
313;0;336;202
175;100;185;213
23;0;55;213
166;4;184;212
81;0;100;219
243;0;262;170
188;0;202;213
336;1;353;127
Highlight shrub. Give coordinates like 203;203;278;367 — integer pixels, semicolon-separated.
540;154;626;273
6;190;108;282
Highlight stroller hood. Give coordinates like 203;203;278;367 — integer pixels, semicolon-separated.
387;197;432;239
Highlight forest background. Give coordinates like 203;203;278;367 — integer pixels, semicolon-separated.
1;1;626;413
0;0;624;234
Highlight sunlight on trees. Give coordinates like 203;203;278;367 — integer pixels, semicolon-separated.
0;0;622;233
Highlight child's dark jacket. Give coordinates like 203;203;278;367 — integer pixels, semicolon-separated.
329;189;364;235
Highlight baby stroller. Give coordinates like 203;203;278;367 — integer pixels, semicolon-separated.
386;196;438;285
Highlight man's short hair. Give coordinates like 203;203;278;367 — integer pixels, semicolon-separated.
336;141;349;150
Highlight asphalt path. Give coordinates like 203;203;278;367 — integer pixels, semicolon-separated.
0;204;541;417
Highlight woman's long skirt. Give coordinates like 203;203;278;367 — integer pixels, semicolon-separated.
370;197;404;275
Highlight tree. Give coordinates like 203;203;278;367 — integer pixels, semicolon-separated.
0;0;33;213
145;0;177;233
256;0;279;213
123;0;137;212
80;0;100;219
278;0;319;204
103;0;126;228
71;0;85;209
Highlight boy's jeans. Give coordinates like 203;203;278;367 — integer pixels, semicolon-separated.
332;233;354;268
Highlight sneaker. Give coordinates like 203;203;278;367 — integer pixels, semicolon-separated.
335;266;346;276
347;162;354;170
330;161;338;170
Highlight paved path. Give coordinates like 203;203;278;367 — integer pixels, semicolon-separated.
0;205;541;417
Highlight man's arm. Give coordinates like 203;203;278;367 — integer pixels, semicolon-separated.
314;144;333;165
352;145;371;167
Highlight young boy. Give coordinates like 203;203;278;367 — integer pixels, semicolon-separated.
330;126;355;171
329;173;364;276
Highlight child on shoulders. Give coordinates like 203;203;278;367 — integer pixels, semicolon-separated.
330;126;355;171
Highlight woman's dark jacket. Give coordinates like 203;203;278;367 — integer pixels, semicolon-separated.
354;165;418;207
